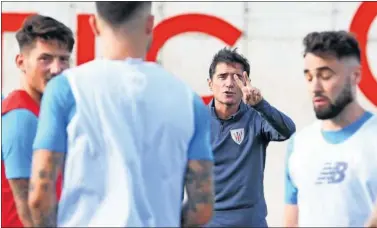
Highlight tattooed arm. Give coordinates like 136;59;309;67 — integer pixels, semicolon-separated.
181;95;214;227
2;109;39;227
8;179;33;227
181;160;214;227
28;76;73;227
28;150;64;227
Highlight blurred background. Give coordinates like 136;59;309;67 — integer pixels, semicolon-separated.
1;1;377;226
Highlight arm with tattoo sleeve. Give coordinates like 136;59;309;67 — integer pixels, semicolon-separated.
181;94;214;227
28;75;71;227
181;160;214;227
8;179;33;227
28;151;64;227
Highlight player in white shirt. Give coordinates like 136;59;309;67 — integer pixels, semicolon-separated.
284;31;377;227
27;2;214;227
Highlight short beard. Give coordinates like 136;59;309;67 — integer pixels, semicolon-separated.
314;82;353;120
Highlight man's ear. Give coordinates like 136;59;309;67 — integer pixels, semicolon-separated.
207;78;213;91
16;53;26;73
89;15;100;36
352;65;362;85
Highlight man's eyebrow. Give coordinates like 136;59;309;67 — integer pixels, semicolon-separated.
304;66;335;74
38;53;70;58
316;66;335;73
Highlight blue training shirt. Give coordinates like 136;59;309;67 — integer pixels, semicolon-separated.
285;112;374;205
33;58;213;227
285;112;377;226
2;109;38;179
34;74;211;160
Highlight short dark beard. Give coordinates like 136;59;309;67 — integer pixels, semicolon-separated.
314;81;353;120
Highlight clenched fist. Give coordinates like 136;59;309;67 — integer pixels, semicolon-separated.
233;71;263;106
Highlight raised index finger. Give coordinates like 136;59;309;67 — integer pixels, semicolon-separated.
243;71;252;87
233;74;245;88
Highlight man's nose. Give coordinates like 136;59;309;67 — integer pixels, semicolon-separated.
224;76;235;88
311;76;324;95
49;58;65;75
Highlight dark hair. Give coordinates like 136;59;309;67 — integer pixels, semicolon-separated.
209;47;250;79
96;1;152;27
303;31;360;62
16;14;74;52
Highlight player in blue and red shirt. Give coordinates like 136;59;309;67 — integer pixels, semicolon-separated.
1;14;74;227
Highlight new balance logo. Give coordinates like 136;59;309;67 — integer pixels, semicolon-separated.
315;162;348;185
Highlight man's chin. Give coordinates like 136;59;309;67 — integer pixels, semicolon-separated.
221;99;239;106
314;107;336;120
